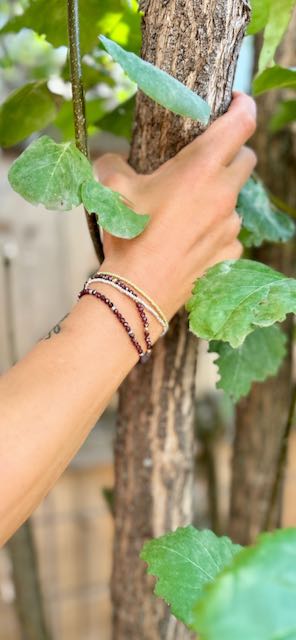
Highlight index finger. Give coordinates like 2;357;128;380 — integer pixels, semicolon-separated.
182;92;257;167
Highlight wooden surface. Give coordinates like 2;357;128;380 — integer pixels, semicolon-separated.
0;155;98;369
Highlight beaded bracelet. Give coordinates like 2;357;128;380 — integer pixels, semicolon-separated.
98;272;168;326
87;272;169;336
78;288;151;363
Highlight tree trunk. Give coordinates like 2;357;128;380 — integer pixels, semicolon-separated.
7;521;51;640
112;2;250;638
228;16;296;545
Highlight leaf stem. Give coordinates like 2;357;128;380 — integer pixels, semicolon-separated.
67;0;104;263
264;383;296;530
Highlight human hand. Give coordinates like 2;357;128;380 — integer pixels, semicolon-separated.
94;92;257;320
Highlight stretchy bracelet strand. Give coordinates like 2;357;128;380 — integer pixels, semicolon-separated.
86;274;168;336
78;288;150;363
89;272;169;333
98;271;168;326
82;282;153;357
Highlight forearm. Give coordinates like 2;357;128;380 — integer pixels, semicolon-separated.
0;289;147;545
0;93;257;545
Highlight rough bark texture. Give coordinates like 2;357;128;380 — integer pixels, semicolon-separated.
112;2;250;638
228;17;296;545
7;521;51;640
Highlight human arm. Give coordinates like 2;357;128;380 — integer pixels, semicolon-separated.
0;93;257;545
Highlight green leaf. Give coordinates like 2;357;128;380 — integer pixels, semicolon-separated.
81;178;149;239
247;0;270;35
8;135;92;211
257;0;296;73
140;526;241;628
98;6;141;53
0;0;141;55
237;177;295;247
97;96;135;140
269;100;296;132
100;35;211;124
187;259;296;348
209;325;287;402
0;81;58;147
194;528;296;640
253;65;296;95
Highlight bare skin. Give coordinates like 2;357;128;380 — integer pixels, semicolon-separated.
0;93;257;545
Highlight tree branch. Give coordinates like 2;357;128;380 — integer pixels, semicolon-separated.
264;383;296;530
67;0;104;263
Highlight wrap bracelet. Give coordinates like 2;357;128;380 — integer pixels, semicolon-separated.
78;288;152;364
87;272;169;336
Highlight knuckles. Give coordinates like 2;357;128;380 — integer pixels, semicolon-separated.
102;172;130;193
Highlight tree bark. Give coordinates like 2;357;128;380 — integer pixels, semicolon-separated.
228;16;296;545
7;521;51;640
112;2;250;638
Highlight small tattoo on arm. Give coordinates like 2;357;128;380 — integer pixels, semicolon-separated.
43;313;70;340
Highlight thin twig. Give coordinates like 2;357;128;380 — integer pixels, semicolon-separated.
67;0;104;263
264;383;296;530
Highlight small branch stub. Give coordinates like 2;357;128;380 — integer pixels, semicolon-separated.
67;0;104;262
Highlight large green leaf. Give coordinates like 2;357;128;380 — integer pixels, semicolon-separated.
253;65;296;95
194;528;296;640
187;259;296;348
0;81;58;147
247;0;270;35
141;526;241;628
209;325;287;402
81;178;149;239
269;100;296;132
0;0;141;55
8;135;92;210
100;35;211;124
257;0;296;73
237;177;295;247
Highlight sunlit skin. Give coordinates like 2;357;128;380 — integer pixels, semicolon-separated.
0;92;256;545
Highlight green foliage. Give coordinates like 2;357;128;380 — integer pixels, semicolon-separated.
252;0;296;73
54;98;106;140
0;29;66;81
187;259;296;348
8;134;149;238
142;527;296;640
253;65;296;95
81;179;149;239
0;0;141;54
140;526;241;628
247;0;270;35
97;1;141;53
269;99;296;132
0;81;58;147
209;325;287;402
193;528;296;639
98;96;135;139
100;35;211;124
237;177;295;247
8;135;92;210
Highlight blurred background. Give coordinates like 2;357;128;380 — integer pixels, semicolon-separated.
0;1;295;639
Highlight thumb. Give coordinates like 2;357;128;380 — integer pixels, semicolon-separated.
93;153;136;185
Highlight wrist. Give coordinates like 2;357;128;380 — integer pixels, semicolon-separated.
99;257;176;321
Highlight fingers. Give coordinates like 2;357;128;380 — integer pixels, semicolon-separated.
93;153;137;192
179;93;257;169
203;93;257;165
227;146;257;191
203;240;243;274
213;239;243;262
